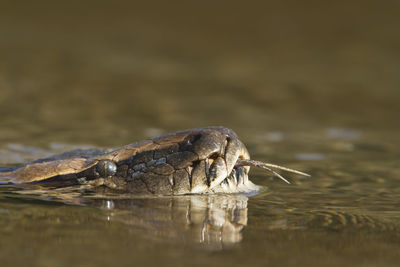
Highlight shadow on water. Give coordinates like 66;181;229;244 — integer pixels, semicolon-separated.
2;178;400;248
91;196;249;250
0;184;250;251
1;160;400;266
1;0;400;265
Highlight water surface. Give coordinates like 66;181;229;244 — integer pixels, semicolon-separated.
1;1;400;266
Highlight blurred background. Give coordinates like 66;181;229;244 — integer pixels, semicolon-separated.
0;0;399;148
1;1;400;266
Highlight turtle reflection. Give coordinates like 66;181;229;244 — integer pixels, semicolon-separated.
94;195;249;249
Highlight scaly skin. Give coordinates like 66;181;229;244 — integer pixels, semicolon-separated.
0;127;303;195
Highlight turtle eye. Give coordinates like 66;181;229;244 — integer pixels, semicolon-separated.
96;160;117;177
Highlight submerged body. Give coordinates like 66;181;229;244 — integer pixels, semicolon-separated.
0;127;308;195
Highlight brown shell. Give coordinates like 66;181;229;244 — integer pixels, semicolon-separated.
0;127;238;183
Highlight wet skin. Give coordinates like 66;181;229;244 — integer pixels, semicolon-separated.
0;127;308;195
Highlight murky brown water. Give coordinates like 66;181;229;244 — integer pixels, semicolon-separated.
1;1;400;266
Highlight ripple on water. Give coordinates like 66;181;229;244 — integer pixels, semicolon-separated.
326;128;361;140
295;153;326;161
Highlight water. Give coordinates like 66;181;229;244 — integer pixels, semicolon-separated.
1;1;400;266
